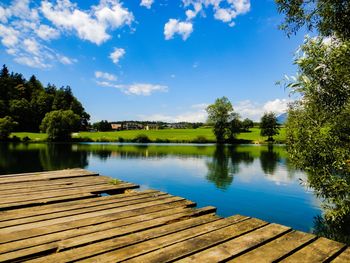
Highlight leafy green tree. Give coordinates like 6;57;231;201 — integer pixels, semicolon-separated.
0;65;90;132
40;110;80;141
93;120;112;131
277;0;350;242
242;118;254;131
206;97;233;143
227;112;242;142
0;116;17;140
276;0;350;40
9;99;33;131
260;112;280;141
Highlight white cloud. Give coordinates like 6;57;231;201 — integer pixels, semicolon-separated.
166;0;251;40
140;0;154;9
14;56;51;69
139;103;208;122
35;24;60;40
122;83;168;96
58;55;77;65
41;0;133;45
263;99;289;114
96;81;168;96
95;71;117;81
214;8;235;22
164;19;193;40
0;1;76;68
23;38;40;55
110;47;125;64
0;24;19;47
235;99;290;121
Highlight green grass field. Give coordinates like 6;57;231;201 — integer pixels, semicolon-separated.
12;127;286;143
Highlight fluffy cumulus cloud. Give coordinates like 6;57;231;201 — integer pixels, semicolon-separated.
40;0;133;45
95;70;167;96
164;0;251;40
164;19;193;40
139;103;208;123
95;71;117;81
122;83;168;96
109;48;126;64
140;0;154;9
235;99;289;121
0;0;133;68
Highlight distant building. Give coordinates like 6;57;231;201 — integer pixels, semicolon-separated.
167;123;187;129
123;122;144;130
145;124;159;130
111;123;122;130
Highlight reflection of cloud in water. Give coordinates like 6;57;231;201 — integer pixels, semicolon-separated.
264;166;307;185
235;159;307;185
119;156;209;178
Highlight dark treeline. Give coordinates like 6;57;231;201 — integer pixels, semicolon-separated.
0;65;90;132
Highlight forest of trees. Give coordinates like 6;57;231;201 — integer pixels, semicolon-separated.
0;65;90;133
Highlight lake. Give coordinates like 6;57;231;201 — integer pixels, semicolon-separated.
0;143;322;234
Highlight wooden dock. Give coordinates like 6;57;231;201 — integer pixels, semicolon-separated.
0;169;349;262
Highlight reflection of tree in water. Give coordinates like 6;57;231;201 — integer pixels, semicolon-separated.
39;144;88;170
259;144;280;175
0;143;43;174
206;145;254;190
0;143;89;174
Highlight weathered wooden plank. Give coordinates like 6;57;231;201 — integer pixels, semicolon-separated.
0;182;137;204
0;196;184;234
0;168;89;178
174;224;290;263
0;175;111;191
126;219;280;263
0;192;97;211
0;191;165;227
0;190;159;222
0;205;209;255
331;247;350;263
76;215;253;263
0;198;195;243
227;230;316;262
27;214;227;263
280;237;346;263
0;169;98;184
0;184;138;210
0;178;114;196
0;207;216;262
0;193;170;228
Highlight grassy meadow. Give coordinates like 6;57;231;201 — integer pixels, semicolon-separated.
12;127;286;143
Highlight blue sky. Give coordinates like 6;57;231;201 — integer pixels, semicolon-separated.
0;0;304;122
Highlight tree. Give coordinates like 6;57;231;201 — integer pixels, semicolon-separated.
276;0;350;241
242;118;254;131
206;97;233;143
276;0;350;40
227;112;242;142
0;116;17;140
93;120;112;131
40;110;80;141
260;112;280;141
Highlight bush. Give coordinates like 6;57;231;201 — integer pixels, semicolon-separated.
118;137;125;143
22;136;31;142
0;116;17;141
40;110;80;141
133;134;151;143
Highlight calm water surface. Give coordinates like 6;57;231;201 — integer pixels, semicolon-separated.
0;143;322;233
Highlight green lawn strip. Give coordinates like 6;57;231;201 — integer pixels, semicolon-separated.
11;128;286;144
